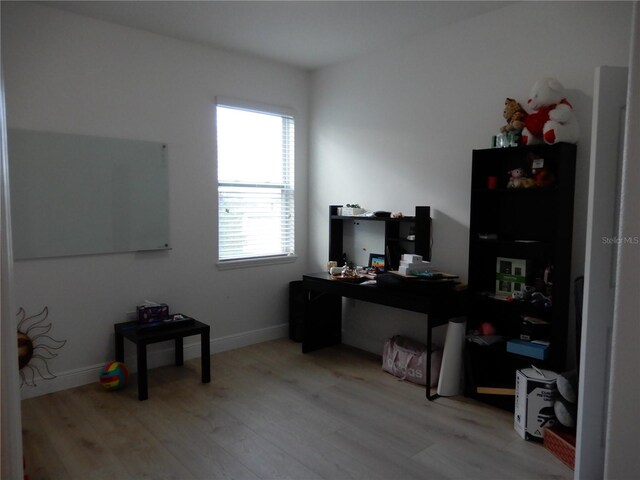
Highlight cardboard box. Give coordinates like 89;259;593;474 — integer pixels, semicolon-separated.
544;426;576;470
495;257;529;297
514;368;558;441
338;207;365;216
507;339;549;360
520;316;550;341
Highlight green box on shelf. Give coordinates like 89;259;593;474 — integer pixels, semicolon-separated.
495;257;529;298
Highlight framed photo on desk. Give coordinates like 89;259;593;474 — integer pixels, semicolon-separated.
368;253;385;271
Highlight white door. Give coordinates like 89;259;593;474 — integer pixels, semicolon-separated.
575;65;628;479
1;68;23;478
604;3;640;476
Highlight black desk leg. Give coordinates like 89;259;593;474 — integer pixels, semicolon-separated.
137;342;148;401
201;328;211;383
302;291;342;353
175;337;184;366
426;318;439;401
115;332;124;363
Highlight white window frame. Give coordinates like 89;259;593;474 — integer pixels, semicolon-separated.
215;97;296;269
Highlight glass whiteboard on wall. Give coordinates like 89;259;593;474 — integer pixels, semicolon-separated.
8;129;170;260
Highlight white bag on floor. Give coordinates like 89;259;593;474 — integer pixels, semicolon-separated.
382;335;442;387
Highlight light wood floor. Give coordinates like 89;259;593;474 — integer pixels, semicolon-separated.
22;338;572;480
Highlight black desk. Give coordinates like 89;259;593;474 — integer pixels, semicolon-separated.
114;319;210;400
301;272;466;400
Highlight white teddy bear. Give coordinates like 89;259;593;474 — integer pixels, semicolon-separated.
521;78;579;145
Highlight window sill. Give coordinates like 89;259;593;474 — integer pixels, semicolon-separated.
216;254;298;270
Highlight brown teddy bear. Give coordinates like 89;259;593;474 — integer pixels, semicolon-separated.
500;98;527;133
507;167;536;188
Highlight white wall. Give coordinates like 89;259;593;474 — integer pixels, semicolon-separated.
2;2;310;397
310;1;632;355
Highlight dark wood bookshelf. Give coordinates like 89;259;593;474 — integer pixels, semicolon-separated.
465;143;576;409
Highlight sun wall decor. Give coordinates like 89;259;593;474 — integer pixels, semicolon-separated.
17;307;67;387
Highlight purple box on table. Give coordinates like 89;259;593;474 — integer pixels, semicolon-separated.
136;304;169;323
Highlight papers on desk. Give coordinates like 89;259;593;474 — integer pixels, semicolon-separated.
388;270;459;281
392;255;458;281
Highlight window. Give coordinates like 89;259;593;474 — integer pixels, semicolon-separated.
216;98;295;264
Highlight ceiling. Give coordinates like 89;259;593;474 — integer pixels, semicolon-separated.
43;1;511;71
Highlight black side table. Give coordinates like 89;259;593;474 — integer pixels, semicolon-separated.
114;318;211;400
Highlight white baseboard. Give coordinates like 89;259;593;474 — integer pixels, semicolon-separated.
20;323;288;399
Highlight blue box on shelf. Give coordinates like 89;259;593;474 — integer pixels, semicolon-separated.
507;339;549;360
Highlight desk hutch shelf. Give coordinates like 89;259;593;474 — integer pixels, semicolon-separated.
466;143;576;409
328;205;431;270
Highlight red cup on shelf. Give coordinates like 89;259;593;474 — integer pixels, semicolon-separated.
487;176;498;190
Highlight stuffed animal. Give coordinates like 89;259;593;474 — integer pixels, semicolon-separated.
500;98;527;133
554;370;578;428
507;167;536;188
528;153;556;188
521;78;579;145
533;168;556;188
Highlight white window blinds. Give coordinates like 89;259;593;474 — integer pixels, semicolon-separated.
216;99;295;263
